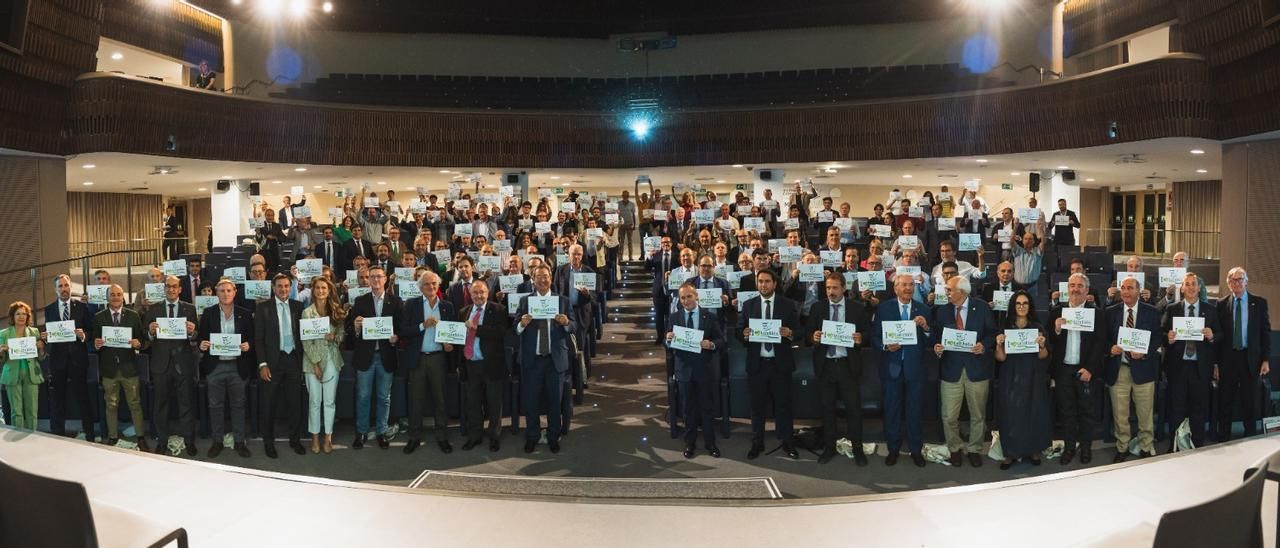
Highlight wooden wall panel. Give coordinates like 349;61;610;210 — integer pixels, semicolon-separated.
66;56;1215;168
1245;143;1280;285
1064;0;1176;57
66;191;165;268
101;0;222;69
1170;179;1221;260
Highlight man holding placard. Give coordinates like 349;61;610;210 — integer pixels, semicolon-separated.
872;273;934;467
1105;276;1161;461
1107;256;1156;307
43;274;96;441
1160;272;1218;449
457;281;510;452
666;284;725;458
1048;273;1107;464
736;269;802;460
516;265;576;454
691;256;730;326
144;275;199;456
91;285;149;451
931;275;996;468
399;271;457;454
254;273;307;458
197;280;254;458
1155;251;1189;311
805;272;870;465
1050;198;1081;248
346;266;402;450
646;236;677;344
554;244;597;373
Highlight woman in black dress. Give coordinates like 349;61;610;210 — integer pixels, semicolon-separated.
993;290;1053;469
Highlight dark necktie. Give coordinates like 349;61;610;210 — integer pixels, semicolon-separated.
1185;304;1197;358
62;302;69;321
687;310;694;330
169;304;176;319
112;311;120;327
1124;308;1135;363
1234;298;1244;350
537;308;550;355
828;303;841;358
763;299;774;353
326;242;334;265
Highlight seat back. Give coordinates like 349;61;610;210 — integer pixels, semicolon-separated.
0;459;99;548
1152;461;1267;548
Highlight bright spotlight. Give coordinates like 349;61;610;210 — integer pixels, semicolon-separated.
322;1;333;13
967;0;1013;10
629;119;651;140
289;0;309;17
259;0;284;18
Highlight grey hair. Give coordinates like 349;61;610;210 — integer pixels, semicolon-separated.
1069;272;1090;288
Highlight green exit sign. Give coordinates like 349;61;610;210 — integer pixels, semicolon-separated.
735;184;748;191
552;187;565;194
1001;183;1013;190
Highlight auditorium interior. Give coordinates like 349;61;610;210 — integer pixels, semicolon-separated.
2;0;1280;546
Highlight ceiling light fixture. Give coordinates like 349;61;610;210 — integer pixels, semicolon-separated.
271;180;282;184
732;164;744;168
550;176;561;180
197;187;207;191
902;174;913;179
975;159;988;163
439;170;451;173
82;181;94;186
294;167;307;172
1190;149;1205;155
1057;165;1069;170
1010;172;1021;176
1085;178;1096;182
1196;169;1208;173
110;52;123;60
321;1;333;13
82;164;95;169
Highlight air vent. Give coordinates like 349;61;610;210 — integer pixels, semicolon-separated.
694;177;716;181
129;186;149;191
812;175;833;179
936;174;959;178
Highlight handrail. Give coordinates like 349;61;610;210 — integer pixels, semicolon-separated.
0;249;154;278
0;249;156;317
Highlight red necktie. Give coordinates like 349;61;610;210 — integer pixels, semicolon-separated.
955;307;964;330
462;281;472;307
464;306;481;360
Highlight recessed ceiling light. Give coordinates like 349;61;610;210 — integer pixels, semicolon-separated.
1057;165;1069;170
197;187;207;192
1190;149;1205;155
110;52;122;60
975;159;988;163
376;181;385;185
731;164;744;168
550;176;561;180
1085;178;1096;182
1010;172;1021;176
321;1;333;13
271;180;282;184
439;170;451;173
82;164;95;169
294;167;307;172
220;175;233;179
82;181;94;186
313;185;323;188
265;193;273;196
716;180;726;183
902;174;913;179
1196;169;1208;173
562;182;571;186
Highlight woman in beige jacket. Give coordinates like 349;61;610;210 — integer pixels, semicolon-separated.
301;277;346;454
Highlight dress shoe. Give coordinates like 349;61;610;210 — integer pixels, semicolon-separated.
437;440;454;454
683;445;696;458
1059;448;1076;466
489;440;500;452
264;443;278;459
105;437;119;446
462;439;481;451
289;439;306;456
1079;445;1092;464
136;437;151;453
1139;450;1156;459
968;453;983;468
207;444;223;458
1028;456;1041;466
853;451;868;467
818;449;836;464
708;446;721;458
947;452;962;467
783;443;799;459
153;444;167;455
747;444;764;460
186;441;198;457
549;440;561;453
377;435;390;450
1000;459;1013;470
403;439;422;454
1113;451;1129;463
323;435;334;454
352;434;365;450
524;440;537;453
235;442;251;458
885;452;899;466
311;438;321;454
911;452;927;467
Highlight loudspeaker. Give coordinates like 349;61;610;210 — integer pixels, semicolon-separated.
216;180;230;192
249;182;260;196
503;172;527;186
1029;172;1041;193
756;168;783;182
1062;170;1076;182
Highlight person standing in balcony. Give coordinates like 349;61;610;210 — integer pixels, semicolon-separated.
192;60;217;90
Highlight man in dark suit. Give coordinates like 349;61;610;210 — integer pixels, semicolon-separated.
254;273;306;458
163;204;182;260
313;226;345;281
256;208;286;272
554;244;597;371
1050;198;1081;249
1048;272;1108;465
735;269;802;459
1161;273;1219;450
645;236;676;344
805;272;871;465
144;275;199;455
44;274;96;441
445;255;480;312
516;264;577;453
91;285;149;451
668;283;726;458
346;265;402;449
197;280;254;458
342;225;374;271
178;256;208;304
688;256;731;327
872;273;934;467
981;261;1020;326
458;281;511;452
1105;276;1162;462
399;271;457;454
1216;267;1271;441
931;275;996;468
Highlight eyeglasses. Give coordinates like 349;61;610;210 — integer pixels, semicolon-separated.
1015;301;1031;307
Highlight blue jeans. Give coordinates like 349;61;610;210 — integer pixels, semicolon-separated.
355;354;393;435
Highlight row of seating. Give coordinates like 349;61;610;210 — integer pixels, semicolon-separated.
276;64;1013;110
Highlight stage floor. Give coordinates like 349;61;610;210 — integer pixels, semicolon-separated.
2;428;1276;547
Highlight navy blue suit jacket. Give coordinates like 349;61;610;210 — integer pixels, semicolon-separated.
1161;300;1219;383
517;293;576;374
668;307;726;382
872;298;934;382
398;295;457;365
932;297;997;382
686;275;731;325
1216;293;1271;376
734;293;802;375
1104;301;1162;385
43;299;94;365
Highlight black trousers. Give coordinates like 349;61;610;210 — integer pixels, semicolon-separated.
48;354;95;439
1217;349;1261;439
464;364;504;443
679;376;717;447
818;355;862;449
259;351;303;442
408;352;450;441
1053;364;1100;447
152;363;196;443
654;296;669;342
748;357;793;445
1166;360;1212;446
